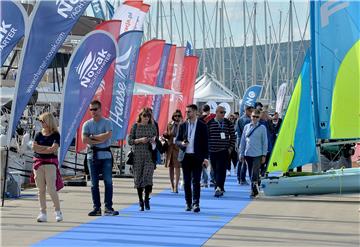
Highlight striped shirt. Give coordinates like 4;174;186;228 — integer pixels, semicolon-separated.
207;118;236;153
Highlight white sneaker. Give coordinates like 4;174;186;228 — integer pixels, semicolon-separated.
37;212;47;222
226;170;231;176
55;211;63;222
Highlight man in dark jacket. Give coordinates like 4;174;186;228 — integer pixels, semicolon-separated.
176;104;209;213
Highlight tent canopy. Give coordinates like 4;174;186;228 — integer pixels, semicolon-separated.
194;73;238;103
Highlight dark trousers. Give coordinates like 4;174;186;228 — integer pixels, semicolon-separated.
210;150;229;191
244;156;262;193
182;154;203;206
87;158;113;210
227;149;238;171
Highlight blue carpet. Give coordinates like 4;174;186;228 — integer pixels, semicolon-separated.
33;176;251;247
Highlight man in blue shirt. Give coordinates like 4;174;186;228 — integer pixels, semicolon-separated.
82;100;119;216
236;105;253;184
239;109;268;198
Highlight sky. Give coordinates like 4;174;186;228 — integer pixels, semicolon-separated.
140;0;310;48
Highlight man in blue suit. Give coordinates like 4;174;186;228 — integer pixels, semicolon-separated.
176;104;209;213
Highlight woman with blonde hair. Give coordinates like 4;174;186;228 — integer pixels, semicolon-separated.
32;112;63;222
163;109;183;193
128;108;157;211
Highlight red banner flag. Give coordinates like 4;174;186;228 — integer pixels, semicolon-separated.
158;45;176;134
180;56;199;114
127;39;165;133
75;20;121;153
168;47;185;120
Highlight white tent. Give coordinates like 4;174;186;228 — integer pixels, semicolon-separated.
194;73;238;103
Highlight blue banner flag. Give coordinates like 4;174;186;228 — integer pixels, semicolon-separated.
105;0;115;20
109;30;143;141
91;0;105;19
185;41;193;56
7;0;91;145
239;85;263;116
59;30;117;166
152;44;171;121
0;0;27;66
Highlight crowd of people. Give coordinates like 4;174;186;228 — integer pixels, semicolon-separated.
31;100;282;222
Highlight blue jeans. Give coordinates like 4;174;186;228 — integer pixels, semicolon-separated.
201;167;208;184
87;158;113;210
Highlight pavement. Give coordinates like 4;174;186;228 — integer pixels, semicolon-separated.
1;166;359;247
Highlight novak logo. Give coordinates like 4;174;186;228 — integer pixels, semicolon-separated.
76;49;109;88
0;21;12;42
56;0;86;19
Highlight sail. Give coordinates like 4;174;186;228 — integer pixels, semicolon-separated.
311;1;360;139
267;53;318;173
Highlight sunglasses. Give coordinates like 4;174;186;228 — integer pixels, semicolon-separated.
142;114;151;118
219;111;226;114
39;119;44;123
251;115;260;118
173;115;181;117
89;108;98;111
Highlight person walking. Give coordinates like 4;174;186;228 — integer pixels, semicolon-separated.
163;110;183;193
236;105;254;184
176;104;209;213
239;109;268;198
207;106;236;197
82;100;119;216
128;108;158;211
32;112;63;222
198;104;215;187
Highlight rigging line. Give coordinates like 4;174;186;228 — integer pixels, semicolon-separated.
160;1;171;42
223;2;243;83
204;2;217;73
182;2;194;45
291;7;310;82
172;4;182;46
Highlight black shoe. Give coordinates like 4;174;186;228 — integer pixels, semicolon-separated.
88;208;101;216
104;208;119;216
192;205;200;213
139;201;144;211
144;199;150;210
185;204;192;211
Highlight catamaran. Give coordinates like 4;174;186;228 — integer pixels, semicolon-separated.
261;1;360;196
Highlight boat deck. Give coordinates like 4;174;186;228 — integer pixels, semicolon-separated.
1;166;359;247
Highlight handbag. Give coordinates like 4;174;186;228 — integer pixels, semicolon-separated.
126;150;134;165
126;123;138;166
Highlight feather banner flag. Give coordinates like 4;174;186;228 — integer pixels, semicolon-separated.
7;0;91;145
158;45;176;134
126;39;165;135
0;0;27;66
76;20;122;153
59;30;117;166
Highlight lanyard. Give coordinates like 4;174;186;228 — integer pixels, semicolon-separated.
216;119;224;130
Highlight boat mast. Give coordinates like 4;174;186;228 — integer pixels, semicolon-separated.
212;0;218;78
193;0;196;56
243;0;247;90
170;0;172;43
180;0;184;46
276;10;282;97
202;0;206;74
264;0;269;103
252;2;257;86
156;0;160;38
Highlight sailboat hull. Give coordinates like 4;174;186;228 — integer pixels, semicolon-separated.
261;168;360;196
